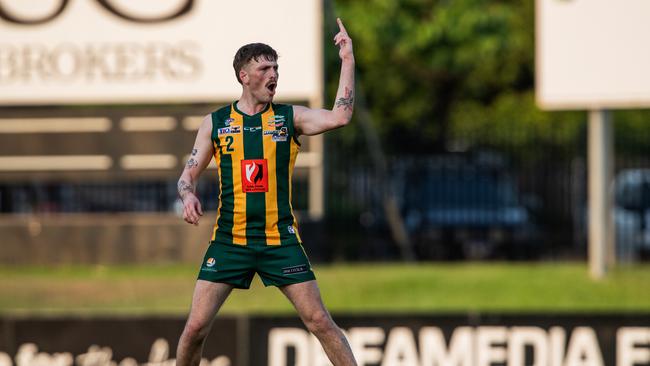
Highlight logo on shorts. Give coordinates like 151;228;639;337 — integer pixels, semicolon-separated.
206;258;215;267
241;159;268;193
282;264;308;275
287;226;296;234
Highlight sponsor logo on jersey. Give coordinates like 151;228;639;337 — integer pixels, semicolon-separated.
287;226;296;234
263;127;288;141
241;159;268;193
224;118;234;126
244;126;262;132
217;126;240;135
267;115;286;127
272;127;288;142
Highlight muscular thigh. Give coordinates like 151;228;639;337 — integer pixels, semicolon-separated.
280;280;328;318
186;280;233;328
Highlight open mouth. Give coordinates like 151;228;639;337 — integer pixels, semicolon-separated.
266;82;277;93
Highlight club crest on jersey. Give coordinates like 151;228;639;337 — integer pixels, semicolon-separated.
241;159;268;193
224;118;235;126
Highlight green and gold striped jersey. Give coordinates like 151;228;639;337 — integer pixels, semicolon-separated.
210;102;302;246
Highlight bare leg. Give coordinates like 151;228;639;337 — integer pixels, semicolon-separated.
280;280;357;366
176;280;233;366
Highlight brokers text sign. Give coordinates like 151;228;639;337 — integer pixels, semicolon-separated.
0;0;321;105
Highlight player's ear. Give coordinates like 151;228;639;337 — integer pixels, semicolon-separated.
239;68;249;85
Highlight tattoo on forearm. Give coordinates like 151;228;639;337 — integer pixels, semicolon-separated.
177;179;194;198
335;87;354;111
191;148;198;156
186;158;198;169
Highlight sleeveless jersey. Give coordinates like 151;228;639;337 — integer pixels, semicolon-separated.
210;102;302;246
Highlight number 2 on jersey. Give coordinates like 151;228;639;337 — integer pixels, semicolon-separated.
221;136;235;154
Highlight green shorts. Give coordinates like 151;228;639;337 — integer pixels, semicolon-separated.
197;242;316;289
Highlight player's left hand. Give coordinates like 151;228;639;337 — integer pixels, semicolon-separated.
182;192;203;226
334;18;354;62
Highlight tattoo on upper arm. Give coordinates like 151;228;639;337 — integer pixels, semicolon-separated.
335;87;354;111
186;158;198;169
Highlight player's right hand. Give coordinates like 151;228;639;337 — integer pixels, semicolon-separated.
182;193;203;225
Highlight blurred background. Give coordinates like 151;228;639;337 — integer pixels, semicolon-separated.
0;1;649;365
2;0;650;264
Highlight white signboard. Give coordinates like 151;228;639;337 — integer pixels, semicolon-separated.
536;0;650;110
0;0;322;105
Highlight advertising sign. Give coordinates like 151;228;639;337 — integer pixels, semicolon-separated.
0;0;321;105
0;317;237;366
536;0;650;110
2;315;649;366
254;315;650;366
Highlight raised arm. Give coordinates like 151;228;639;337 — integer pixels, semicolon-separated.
177;114;214;225
294;18;355;136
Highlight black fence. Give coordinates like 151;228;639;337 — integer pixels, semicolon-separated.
322;115;650;262
1;114;650;263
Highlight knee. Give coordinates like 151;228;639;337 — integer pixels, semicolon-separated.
182;319;211;343
304;310;337;336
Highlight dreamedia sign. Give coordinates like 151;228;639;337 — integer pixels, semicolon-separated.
252;315;650;366
0;0;321;105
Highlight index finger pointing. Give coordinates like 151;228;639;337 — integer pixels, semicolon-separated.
337;17;348;34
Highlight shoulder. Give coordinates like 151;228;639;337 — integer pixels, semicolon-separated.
212;104;233;121
290;104;310;121
272;103;295;115
198;104;231;137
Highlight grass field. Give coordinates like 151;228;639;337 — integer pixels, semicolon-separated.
0;263;648;315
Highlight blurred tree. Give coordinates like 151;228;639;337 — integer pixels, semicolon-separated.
326;0;586;156
614;109;650;158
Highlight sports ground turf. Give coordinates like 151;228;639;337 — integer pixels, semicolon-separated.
0;263;648;315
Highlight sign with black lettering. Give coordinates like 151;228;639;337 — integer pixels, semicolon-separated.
0;0;321;105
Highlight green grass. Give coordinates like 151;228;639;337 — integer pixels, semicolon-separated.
0;263;648;315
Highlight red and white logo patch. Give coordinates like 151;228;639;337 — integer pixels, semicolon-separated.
241;159;268;193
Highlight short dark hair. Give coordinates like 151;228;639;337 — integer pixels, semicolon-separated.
233;43;278;84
